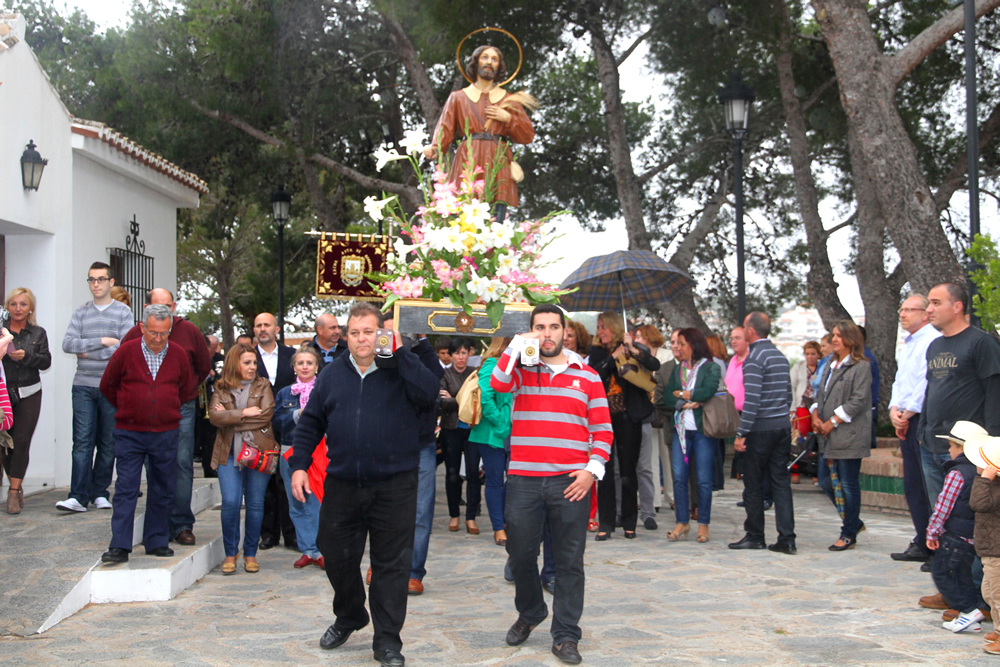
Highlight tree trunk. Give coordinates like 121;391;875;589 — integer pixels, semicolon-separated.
589;25;650;252
811;0;964;292
216;266;235;349
849;124;899;428
298;155;345;232
773;0;853;330
381;11;441;133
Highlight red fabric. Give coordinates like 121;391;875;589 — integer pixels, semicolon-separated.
0;375;13;431
589;484;598;520
794;406;812;437
99;339;193;432
122;316;212;403
490;351;613;476
283;438;328;504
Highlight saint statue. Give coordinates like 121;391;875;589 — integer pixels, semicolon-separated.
425;44;536;222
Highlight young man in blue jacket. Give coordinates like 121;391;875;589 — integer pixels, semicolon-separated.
290;302;439;667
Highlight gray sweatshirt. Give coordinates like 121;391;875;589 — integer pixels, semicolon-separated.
62;301;135;387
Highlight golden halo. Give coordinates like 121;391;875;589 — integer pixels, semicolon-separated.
456;27;523;88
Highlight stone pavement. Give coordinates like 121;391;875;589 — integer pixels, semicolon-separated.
2;472;998;666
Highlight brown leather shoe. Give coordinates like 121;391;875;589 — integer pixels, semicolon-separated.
552;641;582;664
506;617;542;646
408;578;424;595
919;593;949;610
985;631;999;643
175;529;196;546
366;566;372;585
986;639;1000;655
7;489;21;515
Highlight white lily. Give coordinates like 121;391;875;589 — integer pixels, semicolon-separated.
372;145;407;172
363;195;395;222
466;272;491;299
399;128;428;156
480;278;505;302
495;253;517;275
462;199;491;228
490;222;515;248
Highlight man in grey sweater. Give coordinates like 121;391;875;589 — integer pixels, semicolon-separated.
728;312;796;554
57;262;135;512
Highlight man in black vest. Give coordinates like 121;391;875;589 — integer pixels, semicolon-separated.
253;312;297;550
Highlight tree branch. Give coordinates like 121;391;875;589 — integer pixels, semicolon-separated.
187;98;422;208
820;211;857;241
615;27;653;67
637;133;728;184
867;0;903;17
935;97;1000;211
889;0;1000;85
801;76;837;112
670;174;729;271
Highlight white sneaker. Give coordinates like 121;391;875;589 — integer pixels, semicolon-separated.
943;610;985;633
93;497;113;510
55;498;87;512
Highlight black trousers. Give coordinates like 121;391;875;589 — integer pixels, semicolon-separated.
2;390;42;480
260;472;296;546
598;414;641;533
317;469;419;653
441;427;480;520
506;473;590;644
901;414;930;542
741;428;796;544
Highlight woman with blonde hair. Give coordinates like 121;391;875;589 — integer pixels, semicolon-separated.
811;320;872;551
589;311;659;540
469;337;514;545
1;288;50;514
209;343;277;574
564;319;593;363
110;286;132;309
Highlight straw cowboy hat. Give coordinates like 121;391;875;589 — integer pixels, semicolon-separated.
966;433;1000;471
936;421;987;445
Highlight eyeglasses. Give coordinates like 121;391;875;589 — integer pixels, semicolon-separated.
145;331;171;339
898;307;925;314
86;277;110;284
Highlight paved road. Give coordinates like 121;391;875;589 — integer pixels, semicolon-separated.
1;474;996;665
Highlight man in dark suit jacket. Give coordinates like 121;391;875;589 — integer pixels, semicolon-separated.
253;312;297;550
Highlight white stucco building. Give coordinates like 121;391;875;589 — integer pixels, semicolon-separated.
0;14;205;491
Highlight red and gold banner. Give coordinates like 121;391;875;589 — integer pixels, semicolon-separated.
315;233;390;302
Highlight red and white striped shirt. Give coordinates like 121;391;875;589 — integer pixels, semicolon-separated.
0;375;13;431
491;347;612;477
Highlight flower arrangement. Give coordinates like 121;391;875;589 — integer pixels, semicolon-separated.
365;129;572;326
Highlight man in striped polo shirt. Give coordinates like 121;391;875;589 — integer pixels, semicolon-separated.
491;304;612;665
729;311;796;554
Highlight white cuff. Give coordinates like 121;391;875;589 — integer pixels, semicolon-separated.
585;459;606;481
503;336;530;375
834;406;852;424
809;402;819;414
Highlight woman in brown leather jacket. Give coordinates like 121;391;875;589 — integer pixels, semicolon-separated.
209;343;277;574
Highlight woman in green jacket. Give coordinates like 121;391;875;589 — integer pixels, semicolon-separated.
469;337;513;545
663;327;722;544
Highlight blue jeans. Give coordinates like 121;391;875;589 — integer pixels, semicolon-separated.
169;399;197;538
818;456;863;539
70;385;117;505
932;533;979;613
279;454;321;559
410;440;437;581
672;429;717;525
920;447;952;509
478;443;507;532
217;450;271;558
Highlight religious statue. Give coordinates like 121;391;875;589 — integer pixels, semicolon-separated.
424;43;536;222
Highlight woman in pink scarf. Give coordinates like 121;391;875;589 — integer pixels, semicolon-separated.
275;346;326;569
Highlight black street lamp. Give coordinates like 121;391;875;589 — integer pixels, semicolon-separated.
20;140;48;191
270;185;292;345
955;0;981;327
718;71;755;324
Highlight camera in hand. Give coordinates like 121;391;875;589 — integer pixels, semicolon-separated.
521;341;539;366
375;329;394;357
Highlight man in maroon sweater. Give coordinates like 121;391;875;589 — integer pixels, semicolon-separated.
121;288;211;546
100;304;193;563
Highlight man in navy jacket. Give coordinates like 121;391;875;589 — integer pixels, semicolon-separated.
291;302;439;667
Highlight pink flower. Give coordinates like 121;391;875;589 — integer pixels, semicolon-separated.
433;169;448;183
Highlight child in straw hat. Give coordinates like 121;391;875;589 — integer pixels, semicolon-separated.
968;432;1000;654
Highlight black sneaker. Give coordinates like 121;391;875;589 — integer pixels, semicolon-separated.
504;559;514;582
920;560;933;573
644;517;657;530
891;541;932;562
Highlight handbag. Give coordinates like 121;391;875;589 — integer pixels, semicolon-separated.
616;354;657;392
702;391;740;439
456;369;482;426
237;436;278;475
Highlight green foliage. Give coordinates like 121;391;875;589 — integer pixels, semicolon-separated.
968;234;1000;332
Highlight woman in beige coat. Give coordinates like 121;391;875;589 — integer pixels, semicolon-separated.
209;343;277;574
811;320;872;552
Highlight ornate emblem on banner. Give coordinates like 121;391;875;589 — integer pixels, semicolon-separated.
316;232;389;302
340;254;370;287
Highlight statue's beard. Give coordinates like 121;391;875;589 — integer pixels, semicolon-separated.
479;65;496;80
